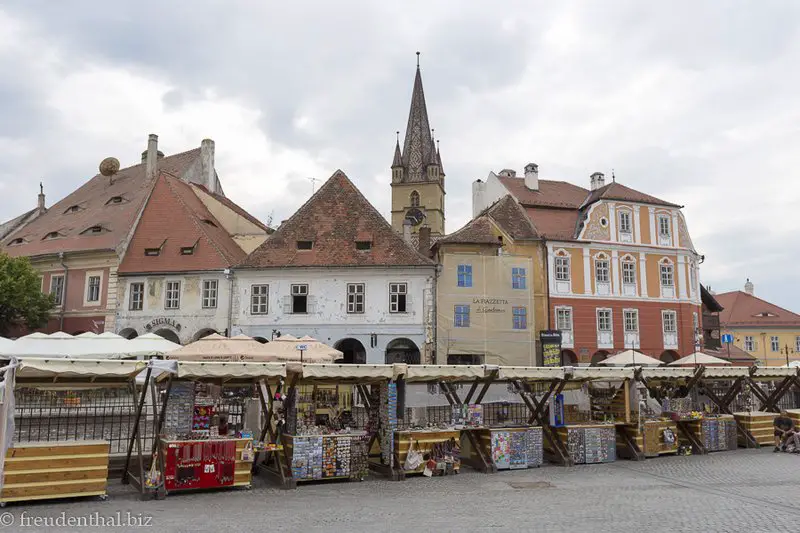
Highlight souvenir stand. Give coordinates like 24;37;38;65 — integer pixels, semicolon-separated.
543;367;634;466
734;367;799;447
123;361;286;499
389;365;491;478
633;368;697;457
276;363;395;488
1;358;145;506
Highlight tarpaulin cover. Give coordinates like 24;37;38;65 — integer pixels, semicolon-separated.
567;367;634;381
495;366;565;381
15;358;146;380
289;363;394;381
639;367;695;380
752;367;799;379
702;367;750;379
401;365;486;382
171;362;286;380
669;352;732;366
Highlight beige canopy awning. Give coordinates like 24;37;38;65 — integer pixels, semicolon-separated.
165;333;269;361
639;367;696;380
167;361;287;380
288;363;394;382
495;366;566;381
261;336;341;363
14;358;146;383
400;365;486;382
752;367;799;380
702;367;750;379
567;367;635;381
669;352;732;366
600;350;662;366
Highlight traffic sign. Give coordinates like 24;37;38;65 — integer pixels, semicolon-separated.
296;344;309;351
721;334;733;344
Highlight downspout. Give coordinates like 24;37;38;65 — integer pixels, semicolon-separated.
225;268;234;337
542;239;551;367
432;265;439;365
58;252;68;331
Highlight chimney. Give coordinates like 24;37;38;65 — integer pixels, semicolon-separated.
744;278;754;296
590;171;605;191
37;182;46;213
145;134;158;180
403;218;412;244
418;226;432;257
200;139;216;194
498;169;516;178
524;163;539;191
472;179;486;218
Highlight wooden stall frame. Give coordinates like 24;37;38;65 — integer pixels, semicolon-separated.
746;367;800;413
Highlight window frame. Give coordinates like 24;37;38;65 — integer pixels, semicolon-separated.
129;282;144;311
457;264;473;288
50;274;65;306
454;305;470;328
771;336;780;353
250;284;269;315
660;262;674;287
556;307;573;332
346;283;366;314
744;336;755;352
86;275;101;303
291;283;309;314
595;259;610;283
389;282;408;313
410;190;420;207
164;280;181;310
512;306;527;330
624;309;639;333
662;310;677;333
554;256;571;281
512;267;527;290
622;260;636;285
658;214;671;237
597;308;612;332
202;279;218;309
618;210;632;234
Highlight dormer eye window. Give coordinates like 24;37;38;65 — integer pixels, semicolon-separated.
180;247;195;255
43;231;61;240
64;205;81;214
201;219;218;228
144;248;160;256
8;237;24;246
106;196;124;205
84;226;103;234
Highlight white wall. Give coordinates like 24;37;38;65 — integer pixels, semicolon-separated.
472;172;510;216
232;267;435;363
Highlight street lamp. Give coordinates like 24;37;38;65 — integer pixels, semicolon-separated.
780;344;795;368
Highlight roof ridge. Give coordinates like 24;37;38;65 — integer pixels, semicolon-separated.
719;290;800;319
114;147;200;175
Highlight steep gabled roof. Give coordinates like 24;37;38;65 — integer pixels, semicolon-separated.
119;173;246;274
701;285;724;313
435;217;499;247
238;170;433;268
192;183;271;232
2;148;199;258
581;182;681;209
497;176;589;209
715;290;800;328
487;195;539;241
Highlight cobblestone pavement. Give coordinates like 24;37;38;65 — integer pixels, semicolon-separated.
4;448;800;533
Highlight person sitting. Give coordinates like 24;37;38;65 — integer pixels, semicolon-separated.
773;415;800;453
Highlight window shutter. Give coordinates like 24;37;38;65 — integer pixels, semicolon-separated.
282;295;291;314
307;295;317;314
405;293;412;311
753;340;758;351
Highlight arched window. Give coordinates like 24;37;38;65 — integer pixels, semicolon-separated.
410;191;420;207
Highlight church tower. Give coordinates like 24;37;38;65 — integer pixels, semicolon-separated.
391;54;445;237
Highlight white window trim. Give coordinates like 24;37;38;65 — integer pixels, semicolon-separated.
83;270;104;307
744;336;755;352
618;209;633;234
129;281;144;311
164;280;181;310
346;283;366;314
623;308;640;333
202;279;218;309
771;336;780;353
50;274;65;306
250;284;269;315
596;308;613;332
662;310;678;333
555;305;573;331
389;282;408;314
658;214;671;237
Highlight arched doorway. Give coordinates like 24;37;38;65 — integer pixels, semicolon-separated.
385;338;420;364
119;328;138;340
193;328;218;341
591;350;610;366
561;350;578;366
154;328;181;344
334;338;367;364
253;336;268;344
660;350;679;364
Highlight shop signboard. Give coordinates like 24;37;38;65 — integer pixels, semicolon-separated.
540;330;563;367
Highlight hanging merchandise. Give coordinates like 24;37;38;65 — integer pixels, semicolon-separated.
662;428;676;445
241;440;255;462
526;428;544;467
144;453;163;489
405;440;423;471
509;431;528;469
164;381;195;437
491;431;511;469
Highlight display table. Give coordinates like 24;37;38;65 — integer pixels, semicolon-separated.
2;440;110;504
461;427;543;471
159;437;254;494
283;433;370;482
734;412;776;447
545;424;616;465
394;429;461;476
641;421;679;457
676;415;737;453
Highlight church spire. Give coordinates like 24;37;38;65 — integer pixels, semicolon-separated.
392;131;402;168
400;52;437;182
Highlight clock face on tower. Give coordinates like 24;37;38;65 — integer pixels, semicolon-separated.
405;208;424;226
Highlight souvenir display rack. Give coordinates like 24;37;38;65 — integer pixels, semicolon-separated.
461;427;543;470
2;358;145;506
124;361;287;498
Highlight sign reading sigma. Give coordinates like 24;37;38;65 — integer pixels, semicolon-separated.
144;318;183;332
473;297;509;314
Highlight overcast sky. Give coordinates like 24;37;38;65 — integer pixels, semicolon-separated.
1;1;799;311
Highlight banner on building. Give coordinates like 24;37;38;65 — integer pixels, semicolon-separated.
540;330;562;367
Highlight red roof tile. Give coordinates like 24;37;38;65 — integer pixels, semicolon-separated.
238;170;433;268
2;149;199;258
498;177;589;209
435;216;499;247
715;291;800;328
119;173;246;274
581;182;681;209
486;195;539;241
192;184;272;233
524;207;580;240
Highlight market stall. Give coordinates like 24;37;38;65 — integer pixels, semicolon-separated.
746;367;800;414
276;363;395;487
123;360;286;498
1;331;179;359
0;358;146;506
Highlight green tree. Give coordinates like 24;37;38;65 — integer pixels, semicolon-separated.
0;253;54;335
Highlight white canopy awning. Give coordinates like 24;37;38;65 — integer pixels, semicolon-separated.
752;367;799;379
400;365;486;382
669;352;732;366
165;361;287;380
495;366;565;381
639;367;696;380
289;363;394;381
600;350;662;366
15;358;146;380
1;331;180;359
567;367;635;381
702;367;750;379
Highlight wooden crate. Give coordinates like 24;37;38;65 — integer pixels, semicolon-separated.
641;421;678;457
2;440;110;503
734;412;776;447
394;430;461;475
784;409;800;427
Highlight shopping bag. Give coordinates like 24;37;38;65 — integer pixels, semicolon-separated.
241;441;255;462
144;453;162;488
404;440;423;471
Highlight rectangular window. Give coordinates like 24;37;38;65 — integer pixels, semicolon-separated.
660;263;674;286
662;311;677;333
624;309;639;332
87;275;101;302
512;307;527;330
796;336;800;353
389;283;407;313
454;305;470;328
619;211;632;234
347;283;365;314
50;275;65;306
457;264;473;287
595;260;610;283
296;240;313;250
689;264;697;293
512;267;527;289
658;215;671;237
597;309;612;332
555;256;570;281
355;241;372;250
771;336;780;352
202;280;218;309
744;336;755;352
165;281;180;309
556;307;573;332
622;261;636;285
129;282;144;311
251;284;269;314
291;284;308;314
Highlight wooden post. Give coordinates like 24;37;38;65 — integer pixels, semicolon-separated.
122;366;150;486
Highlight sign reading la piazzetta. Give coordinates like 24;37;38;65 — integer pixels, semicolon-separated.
473;297;509;313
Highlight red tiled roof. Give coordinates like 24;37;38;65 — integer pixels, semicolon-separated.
715;291;800;328
524;207;580;241
238;170;433;268
498;177;589;209
192;184;272;233
435;216;499;246
2;149;199;258
487;195;539;241
119;173;246;274
703;345;756;364
581;182;681;209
